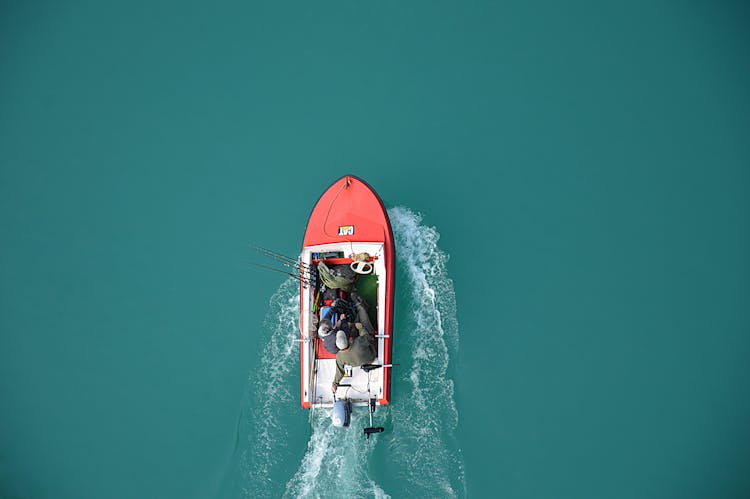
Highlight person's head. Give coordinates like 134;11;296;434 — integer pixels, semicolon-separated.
335;331;349;350
318;321;332;337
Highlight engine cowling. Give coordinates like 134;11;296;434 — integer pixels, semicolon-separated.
331;399;351;428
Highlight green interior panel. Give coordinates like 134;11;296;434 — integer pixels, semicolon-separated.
354;273;378;329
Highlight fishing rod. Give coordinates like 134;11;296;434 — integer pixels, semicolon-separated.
251;246;310;271
253;246;297;263
251;245;307;266
251;263;310;285
251;246;318;290
252;246;301;267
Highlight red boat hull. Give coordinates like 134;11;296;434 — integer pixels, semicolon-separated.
300;176;395;408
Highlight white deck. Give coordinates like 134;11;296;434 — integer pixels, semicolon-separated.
300;242;388;408
309;359;385;407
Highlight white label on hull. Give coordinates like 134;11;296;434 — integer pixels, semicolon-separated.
338;225;354;236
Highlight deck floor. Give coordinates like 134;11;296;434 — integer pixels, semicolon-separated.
310;358;385;407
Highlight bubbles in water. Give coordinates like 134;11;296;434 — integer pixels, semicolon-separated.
238;279;299;497
284;411;389;499
387;206;465;498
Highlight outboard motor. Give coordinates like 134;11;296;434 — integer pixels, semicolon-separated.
331;398;351;428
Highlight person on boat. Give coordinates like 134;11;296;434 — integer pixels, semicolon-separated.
332;297;356;322
317;308;336;336
331;294;377;393
349;291;374;335
319;313;353;354
331;325;376;393
318;297;354;328
317;319;333;339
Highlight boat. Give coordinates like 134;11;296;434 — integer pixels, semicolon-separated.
298;175;395;437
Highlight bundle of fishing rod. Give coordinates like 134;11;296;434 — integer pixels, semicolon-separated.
251;246;317;289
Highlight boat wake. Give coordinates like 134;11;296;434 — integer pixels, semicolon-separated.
230;207;463;498
283;410;389;498
385;206;465;498
231;279;300;498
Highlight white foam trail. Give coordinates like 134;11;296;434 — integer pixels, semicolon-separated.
284;410;389;498
239;278;299;497
237;278;389;498
387;206;466;498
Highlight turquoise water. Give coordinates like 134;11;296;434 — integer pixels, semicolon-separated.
2;1;750;498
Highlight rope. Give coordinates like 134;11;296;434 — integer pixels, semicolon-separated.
322;177;350;238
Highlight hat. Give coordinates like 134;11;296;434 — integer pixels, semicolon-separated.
335;331;349;350
318;323;332;337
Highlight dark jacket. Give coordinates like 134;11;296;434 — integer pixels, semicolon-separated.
320;316;353;355
322;332;339;354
